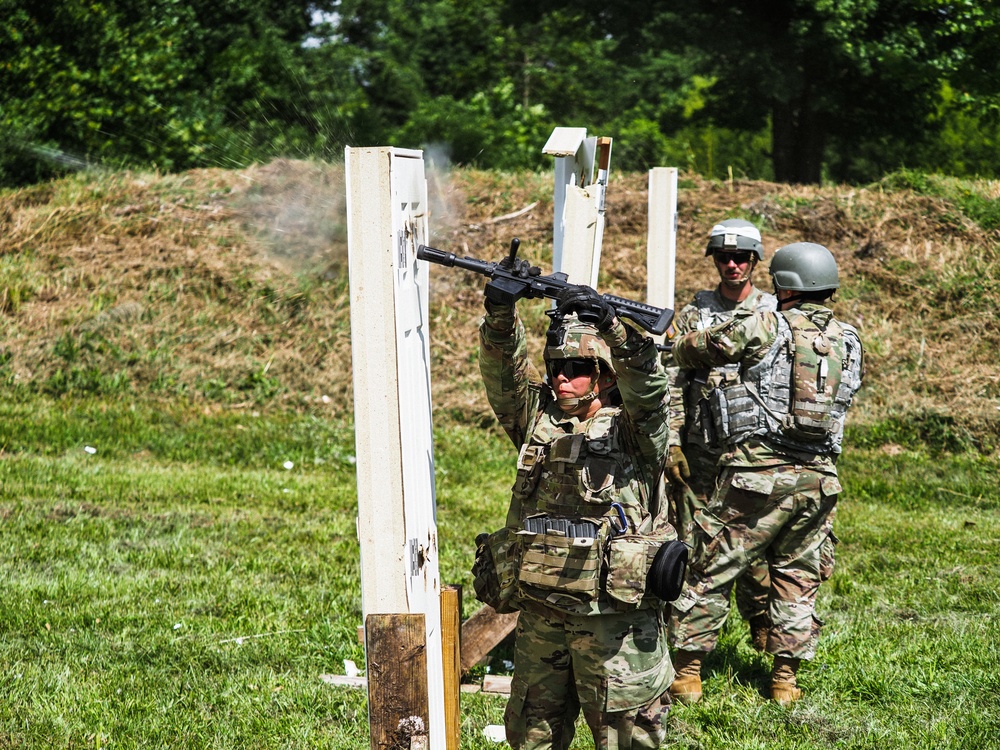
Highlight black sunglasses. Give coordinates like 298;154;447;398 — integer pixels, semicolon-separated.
713;250;753;265
550;359;597;379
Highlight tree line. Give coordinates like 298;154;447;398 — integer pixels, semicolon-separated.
2;0;998;187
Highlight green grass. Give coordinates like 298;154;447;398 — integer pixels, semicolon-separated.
2;396;999;747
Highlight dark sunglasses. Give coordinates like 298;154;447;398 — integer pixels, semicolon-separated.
550;359;597;379
713;250;753;265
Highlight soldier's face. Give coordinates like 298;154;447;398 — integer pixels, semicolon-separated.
551;359;597;396
713;250;754;286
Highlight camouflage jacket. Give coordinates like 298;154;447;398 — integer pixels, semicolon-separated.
666;285;776;452
671;303;864;472
479;305;672;614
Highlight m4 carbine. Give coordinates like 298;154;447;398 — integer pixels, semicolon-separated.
416;239;674;336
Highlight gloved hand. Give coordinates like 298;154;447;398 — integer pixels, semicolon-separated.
556;284;616;332
665;445;690;485
498;255;541;279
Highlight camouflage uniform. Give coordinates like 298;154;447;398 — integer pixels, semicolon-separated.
667;303;864;660
666;286;776;629
479;303;674;750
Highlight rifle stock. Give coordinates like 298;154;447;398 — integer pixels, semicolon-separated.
416;242;673;336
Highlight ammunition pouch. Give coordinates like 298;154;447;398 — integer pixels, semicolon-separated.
517;515;606;604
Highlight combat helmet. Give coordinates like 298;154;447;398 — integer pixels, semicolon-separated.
544;314;615;411
770;242;839;292
705;218;764;261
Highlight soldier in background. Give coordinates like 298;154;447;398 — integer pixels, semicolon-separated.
664;219;777;682
475;272;681;749
666;243;864;705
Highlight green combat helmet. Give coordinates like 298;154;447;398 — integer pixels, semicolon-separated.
544;315;615;411
705;218;764;261
769;242;840;291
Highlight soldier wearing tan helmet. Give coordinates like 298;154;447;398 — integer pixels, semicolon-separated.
667;242;864;705
664;218;777;675
474;274;684;749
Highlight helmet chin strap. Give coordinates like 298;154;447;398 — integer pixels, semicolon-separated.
554;374;601;414
777;291;811;310
556;391;598;412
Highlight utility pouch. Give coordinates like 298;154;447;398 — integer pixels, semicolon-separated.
601;527;662;608
517;517;606;603
708;384;758;444
512;444;546;500
472;527;520;614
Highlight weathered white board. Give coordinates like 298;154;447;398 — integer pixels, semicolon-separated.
345;146;444;749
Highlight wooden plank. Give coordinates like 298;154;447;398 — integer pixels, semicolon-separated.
459;605;519;674
366;613;429;750
561;184;599;285
482;675;513;695
440;586;462;750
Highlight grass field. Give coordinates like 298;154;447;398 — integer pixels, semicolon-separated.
2;396;998;749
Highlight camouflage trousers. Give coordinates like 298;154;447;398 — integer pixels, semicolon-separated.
669;464;840;660
504;605;673;750
669;444;771;624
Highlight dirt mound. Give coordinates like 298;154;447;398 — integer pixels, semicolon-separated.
1;161;998;445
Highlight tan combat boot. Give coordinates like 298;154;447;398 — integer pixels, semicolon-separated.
668;649;705;704
748;614;770;653
770;655;802;705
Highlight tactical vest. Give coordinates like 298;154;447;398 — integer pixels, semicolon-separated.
479;401;675;613
682;289;777;448
708;308;863;455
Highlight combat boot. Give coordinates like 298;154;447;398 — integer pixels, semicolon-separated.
668;649;705;704
770;655;802;705
748;614;770;653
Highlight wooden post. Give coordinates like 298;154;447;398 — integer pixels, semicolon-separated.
647;167;678;344
440;586;462;750
366;614;429;750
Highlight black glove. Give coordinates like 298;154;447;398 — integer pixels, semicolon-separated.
556;284;616;332
498;256;541;279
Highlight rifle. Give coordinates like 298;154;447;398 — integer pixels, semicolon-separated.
416;239;674;336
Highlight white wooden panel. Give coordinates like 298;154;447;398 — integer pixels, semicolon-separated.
646;167;678;342
561;184;598;285
345;146;444;749
547;131;596;276
542;126;587;156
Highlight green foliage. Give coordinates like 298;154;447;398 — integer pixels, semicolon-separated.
394;84;553;169
2;0;1000;184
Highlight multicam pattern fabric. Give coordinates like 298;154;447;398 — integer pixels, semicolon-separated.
671;303;865;471
504;607;673;750
479;304;674;750
672;444;770;624
667;302;863;661
708;308;864;456
666;286;777;451
665;286;776;627
669;464;841;659
544;320;616;374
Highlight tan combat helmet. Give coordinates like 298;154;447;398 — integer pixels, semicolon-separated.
543;315;615;411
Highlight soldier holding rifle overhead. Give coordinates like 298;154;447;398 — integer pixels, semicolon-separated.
424;237;687;749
